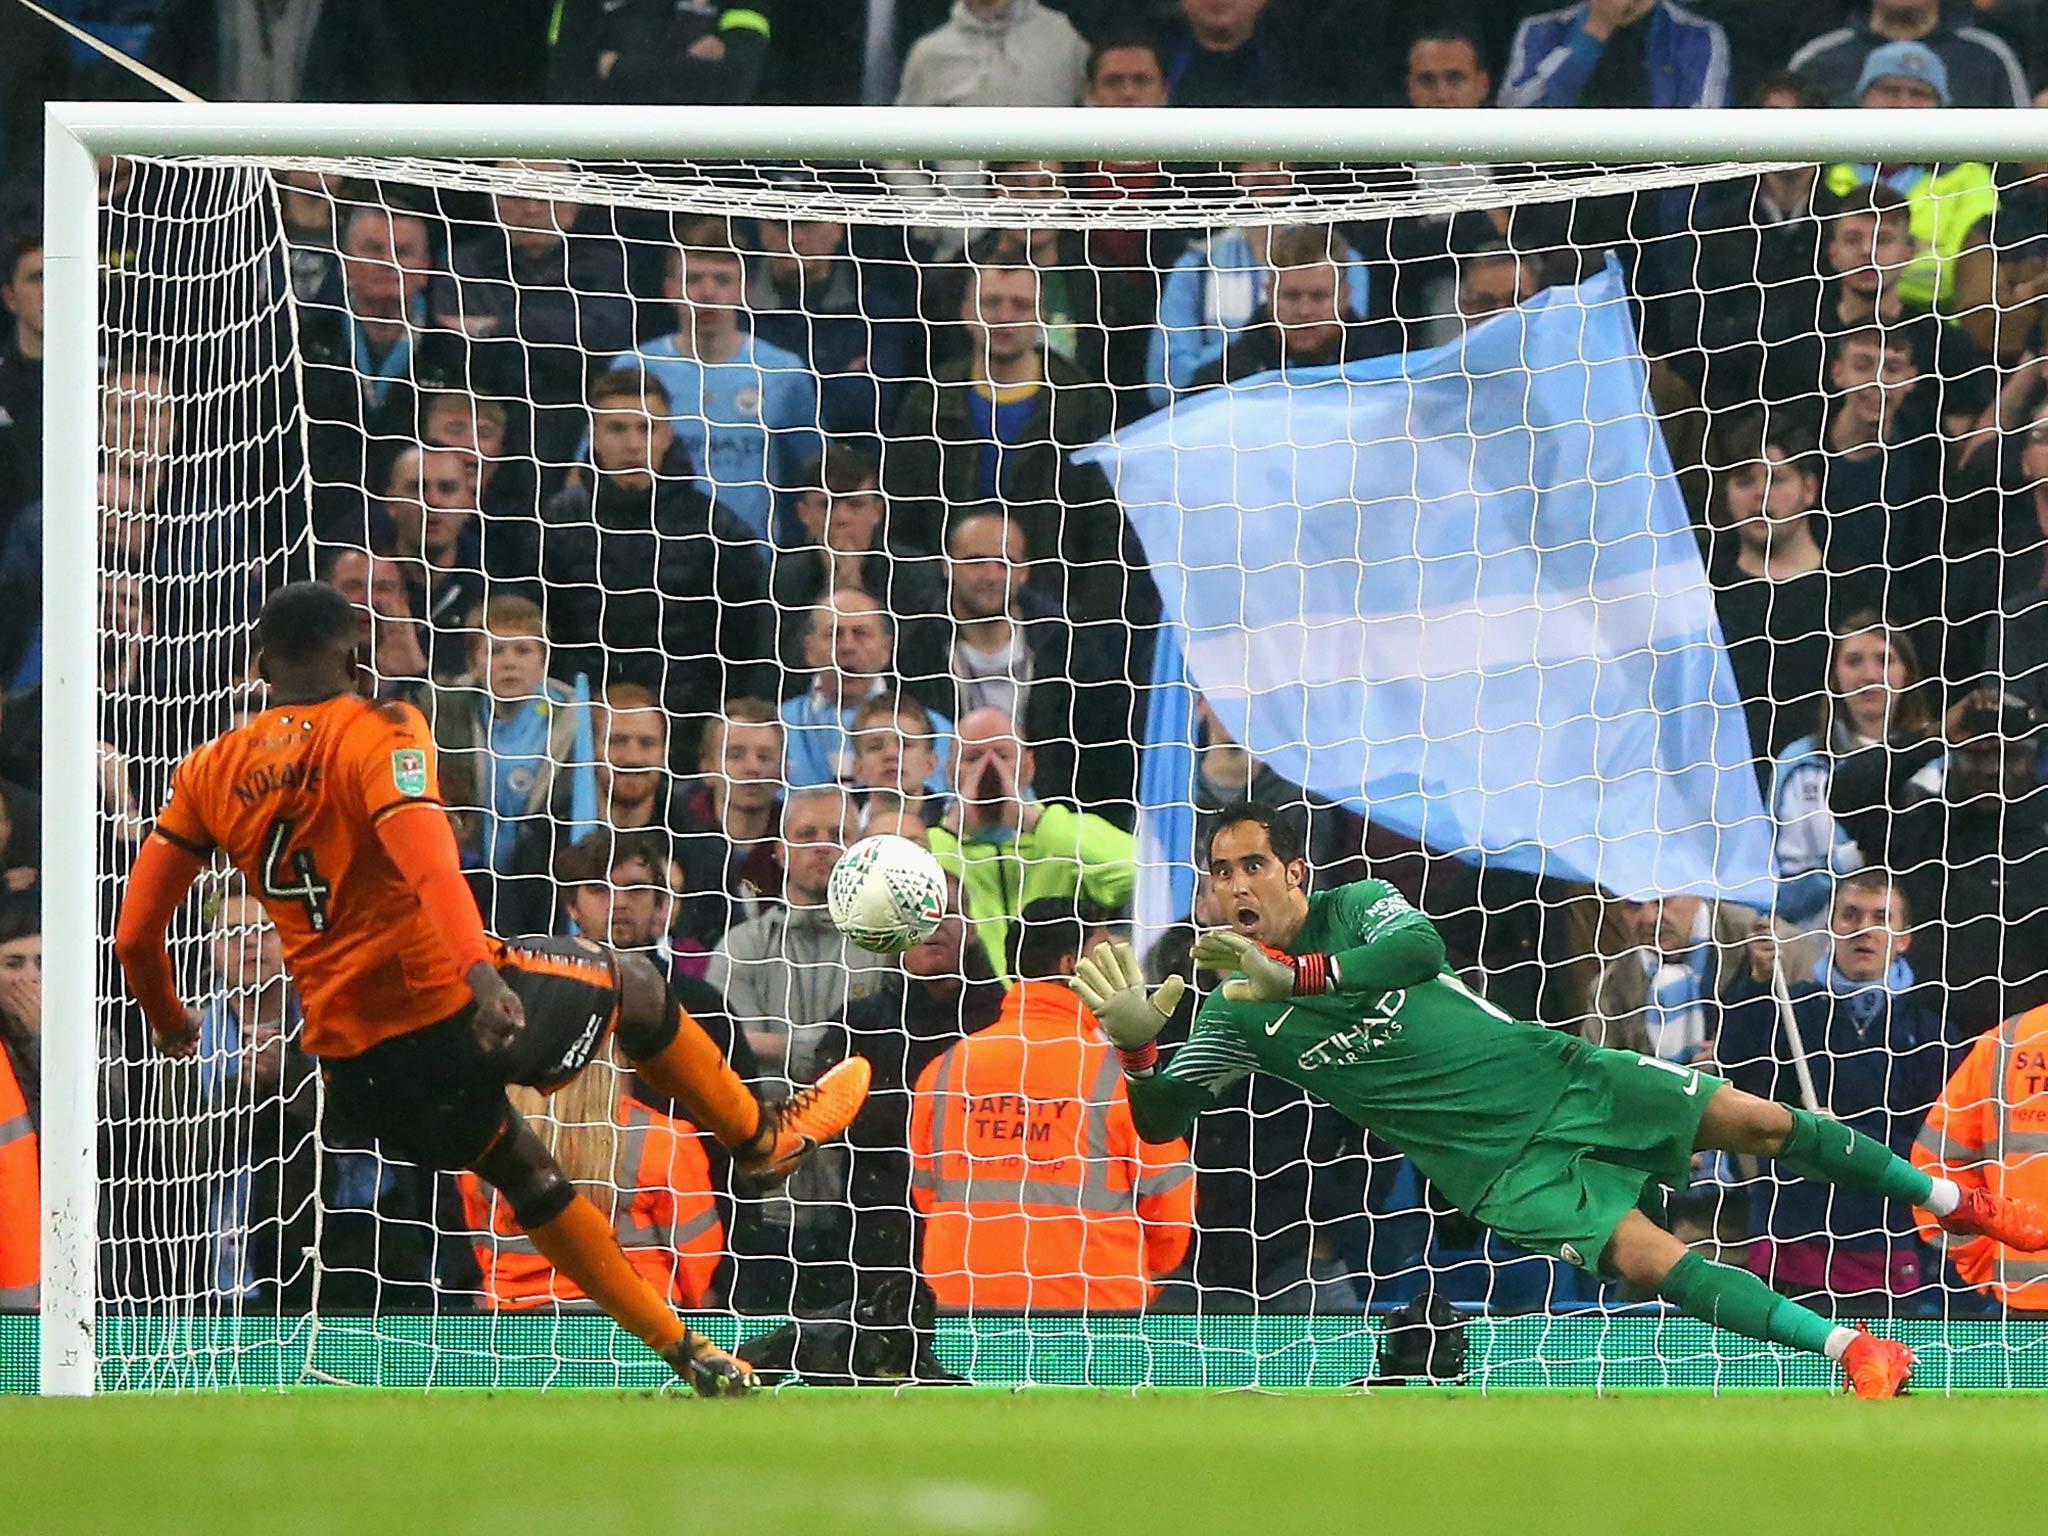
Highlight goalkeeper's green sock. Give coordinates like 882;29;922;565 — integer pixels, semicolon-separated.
1657;1252;1855;1359
1778;1108;1956;1212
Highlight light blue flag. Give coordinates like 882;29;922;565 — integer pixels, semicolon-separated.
1077;260;1772;936
569;672;598;831
1135;624;1200;944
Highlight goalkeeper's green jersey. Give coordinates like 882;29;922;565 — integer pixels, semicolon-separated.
1138;879;1580;1211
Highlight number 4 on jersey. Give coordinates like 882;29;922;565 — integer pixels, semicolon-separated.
261;817;331;932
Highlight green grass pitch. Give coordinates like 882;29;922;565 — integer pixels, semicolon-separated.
4;1390;2045;1535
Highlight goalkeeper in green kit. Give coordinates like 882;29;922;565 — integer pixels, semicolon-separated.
1073;802;2048;1397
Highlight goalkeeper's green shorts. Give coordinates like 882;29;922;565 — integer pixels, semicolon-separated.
1471;1046;1725;1277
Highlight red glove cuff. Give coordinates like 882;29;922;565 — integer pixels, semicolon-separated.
1288;952;1332;996
1117;1041;1160;1076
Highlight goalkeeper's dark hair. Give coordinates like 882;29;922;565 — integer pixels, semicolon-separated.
1208;800;1306;866
1013;897;1087;980
256;581;358;668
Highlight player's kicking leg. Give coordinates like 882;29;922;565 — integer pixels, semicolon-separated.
470;1111;757;1394
606;950;871;1181
455;939;869;1394
321;997;763;1394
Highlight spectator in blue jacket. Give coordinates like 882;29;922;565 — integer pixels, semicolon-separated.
1717;870;1948;1308
1500;0;1731;109
611;217;820;544
1161;0;1296;106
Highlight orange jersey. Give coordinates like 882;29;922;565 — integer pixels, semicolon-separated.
153;694;475;1058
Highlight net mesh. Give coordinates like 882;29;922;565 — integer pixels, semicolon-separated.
184;155;1794;231
69;144;2048;1389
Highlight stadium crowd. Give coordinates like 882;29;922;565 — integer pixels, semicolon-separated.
5;0;2048;1328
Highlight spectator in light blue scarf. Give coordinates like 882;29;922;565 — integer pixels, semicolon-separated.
1630;896;1715;1061
1588;895;1747;1063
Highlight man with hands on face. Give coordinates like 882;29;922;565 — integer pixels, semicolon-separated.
1071;799;2048;1398
1500;0;1731;109
926;708;1135;984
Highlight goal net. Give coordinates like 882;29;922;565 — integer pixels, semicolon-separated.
33;108;2048;1392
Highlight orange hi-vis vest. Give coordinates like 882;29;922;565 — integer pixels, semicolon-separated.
458;1097;723;1310
909;979;1194;1310
1913;1004;2048;1309
0;1043;35;1309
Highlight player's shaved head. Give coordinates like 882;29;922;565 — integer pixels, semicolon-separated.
256;580;359;698
259;581;357;662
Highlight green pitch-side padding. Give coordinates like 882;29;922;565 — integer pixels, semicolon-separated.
7;1313;2048;1393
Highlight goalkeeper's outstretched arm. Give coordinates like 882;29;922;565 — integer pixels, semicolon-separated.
1072;941;1238;1146
1328;923;1445;995
1191;885;1448;1004
1125;1071;1217;1146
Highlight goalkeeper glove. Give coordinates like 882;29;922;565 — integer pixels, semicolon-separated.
1071;941;1185;1075
1190;929;1335;1001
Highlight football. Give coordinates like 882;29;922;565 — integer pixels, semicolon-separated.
827;833;949;954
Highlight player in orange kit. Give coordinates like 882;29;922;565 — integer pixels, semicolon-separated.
114;581;869;1394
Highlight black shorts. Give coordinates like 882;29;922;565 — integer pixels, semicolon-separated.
320;936;622;1171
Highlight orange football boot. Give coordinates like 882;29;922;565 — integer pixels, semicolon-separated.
1939;1185;2048;1252
1841;1333;1915;1399
735;1056;872;1184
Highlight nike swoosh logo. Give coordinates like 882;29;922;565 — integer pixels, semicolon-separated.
1265;1006;1295;1037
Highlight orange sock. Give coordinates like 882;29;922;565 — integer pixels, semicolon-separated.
526;1193;687;1357
634;1003;763;1149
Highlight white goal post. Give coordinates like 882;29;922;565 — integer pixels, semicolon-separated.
41;101;2048;1397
